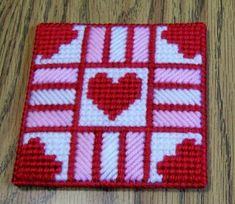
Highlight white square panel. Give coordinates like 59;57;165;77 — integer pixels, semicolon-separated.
79;68;148;126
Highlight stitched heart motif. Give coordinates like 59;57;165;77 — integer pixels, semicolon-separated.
15;138;62;182
162;24;202;59
36;25;78;59
87;73;142;120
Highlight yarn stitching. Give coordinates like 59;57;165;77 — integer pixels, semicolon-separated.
13;23;207;188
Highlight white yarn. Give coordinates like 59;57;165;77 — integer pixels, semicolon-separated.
155;26;202;64
100;132;120;181
79;68;148;126
109;26;128;62
154;89;201;105
148;132;202;183
30;89;76;105
35;25;86;64
23;132;71;181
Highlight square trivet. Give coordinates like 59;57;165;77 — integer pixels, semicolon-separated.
13;23;207;188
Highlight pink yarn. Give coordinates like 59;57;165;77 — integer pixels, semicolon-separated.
33;68;78;84
132;27;149;62
26;110;73;127
125;132;145;181
86;27;106;62
154;68;201;84
75;133;95;181
153;110;201;128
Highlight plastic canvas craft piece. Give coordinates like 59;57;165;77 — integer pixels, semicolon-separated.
12;23;207;188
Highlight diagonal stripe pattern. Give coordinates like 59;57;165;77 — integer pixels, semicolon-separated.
33;68;78;84
125;132;145;181
75;133;95;181
154;68;201;84
86;27;106;62
153;110;201;128
109;26;128;62
26;110;73;127
154;89;201;105
30;89;76;105
132;27;150;62
100;132;120;181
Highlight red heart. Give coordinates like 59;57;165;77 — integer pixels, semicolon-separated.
14;138;62;182
162;24;203;59
87;73;142;120
157;139;203;184
36;24;78;59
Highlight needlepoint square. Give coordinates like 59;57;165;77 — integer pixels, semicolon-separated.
13;23;207;188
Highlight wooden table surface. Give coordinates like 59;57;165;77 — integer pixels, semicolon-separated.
0;0;234;204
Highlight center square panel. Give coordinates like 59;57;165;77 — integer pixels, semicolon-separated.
79;67;149;126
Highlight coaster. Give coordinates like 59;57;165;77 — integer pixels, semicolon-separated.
13;23;207;188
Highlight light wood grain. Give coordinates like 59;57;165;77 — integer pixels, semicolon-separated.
0;0;234;204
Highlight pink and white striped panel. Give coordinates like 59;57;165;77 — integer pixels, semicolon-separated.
153;66;202;128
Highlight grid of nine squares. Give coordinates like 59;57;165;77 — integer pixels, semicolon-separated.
15;23;207;187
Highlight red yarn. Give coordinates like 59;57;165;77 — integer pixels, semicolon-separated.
12;23;207;188
35;24;77;59
161;24;203;59
157;139;204;184
87;73;142;120
14;138;62;182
